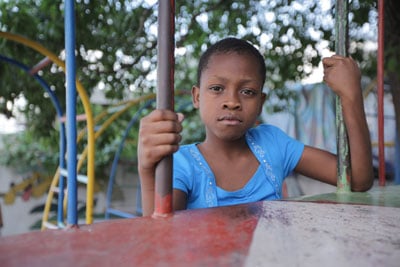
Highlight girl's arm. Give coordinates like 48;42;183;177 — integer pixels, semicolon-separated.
295;56;373;192
137;110;184;216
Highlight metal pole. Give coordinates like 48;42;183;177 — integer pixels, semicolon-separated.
65;0;78;226
377;0;386;186
153;0;175;217
335;0;351;193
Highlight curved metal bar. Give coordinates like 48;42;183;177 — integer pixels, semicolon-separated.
105;99;155;219
0;55;64;118
104;93;192;219
0;31;96;226
0;54;67;225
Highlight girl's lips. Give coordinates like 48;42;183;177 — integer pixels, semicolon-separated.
217;115;243;125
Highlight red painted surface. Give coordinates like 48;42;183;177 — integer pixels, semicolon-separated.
2;193;400;266
153;193;173;217
0;202;262;267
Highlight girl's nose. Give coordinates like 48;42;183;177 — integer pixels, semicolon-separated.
222;92;241;110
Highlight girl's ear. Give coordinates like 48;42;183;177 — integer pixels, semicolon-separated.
258;92;267;115
192;85;200;109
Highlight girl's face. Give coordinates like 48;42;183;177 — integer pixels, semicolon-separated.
192;52;266;142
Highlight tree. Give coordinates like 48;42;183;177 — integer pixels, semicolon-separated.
1;0;394;178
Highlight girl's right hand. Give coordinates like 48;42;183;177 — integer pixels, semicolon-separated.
137;110;184;175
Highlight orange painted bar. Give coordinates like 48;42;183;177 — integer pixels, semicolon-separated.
28;57;52;75
58;113;87;123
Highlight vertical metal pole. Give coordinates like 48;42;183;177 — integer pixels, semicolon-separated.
335;0;352;193
377;0;386;186
57;123;67;227
65;0;78;226
153;0;175;217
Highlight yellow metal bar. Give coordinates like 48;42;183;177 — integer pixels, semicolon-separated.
0;31;96;225
41;169;60;230
76;94;156;167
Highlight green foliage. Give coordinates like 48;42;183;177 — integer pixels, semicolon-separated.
0;0;385;180
0;131;59;174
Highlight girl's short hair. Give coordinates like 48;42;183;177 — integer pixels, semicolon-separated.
197;37;266;87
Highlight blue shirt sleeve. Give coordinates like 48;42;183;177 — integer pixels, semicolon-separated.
173;147;193;195
249;124;304;178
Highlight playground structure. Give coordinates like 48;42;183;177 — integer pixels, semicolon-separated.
0;0;399;266
0;30;195;225
0;31;160;227
0;31;96;227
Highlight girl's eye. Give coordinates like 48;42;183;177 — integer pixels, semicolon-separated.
209;85;223;92
240;89;257;96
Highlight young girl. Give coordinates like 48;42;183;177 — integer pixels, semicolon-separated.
138;37;373;216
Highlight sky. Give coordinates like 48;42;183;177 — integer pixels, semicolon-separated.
0;115;24;134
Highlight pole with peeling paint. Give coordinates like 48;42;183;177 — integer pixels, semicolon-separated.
377;0;386;186
153;0;175;217
335;0;352;193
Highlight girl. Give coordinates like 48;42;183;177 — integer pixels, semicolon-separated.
138;38;373;216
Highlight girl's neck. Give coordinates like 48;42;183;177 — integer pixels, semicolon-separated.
198;135;249;159
197;134;259;192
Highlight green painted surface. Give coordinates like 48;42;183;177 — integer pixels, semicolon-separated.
294;185;400;208
335;0;351;192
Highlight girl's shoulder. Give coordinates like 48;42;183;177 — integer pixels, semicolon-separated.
175;143;198;157
173;143;201;168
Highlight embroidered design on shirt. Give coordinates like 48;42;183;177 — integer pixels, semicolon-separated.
189;146;218;207
246;133;281;198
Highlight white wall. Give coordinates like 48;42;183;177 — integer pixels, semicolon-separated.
0;165;46;236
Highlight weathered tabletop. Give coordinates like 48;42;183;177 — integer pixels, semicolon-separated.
1;186;399;267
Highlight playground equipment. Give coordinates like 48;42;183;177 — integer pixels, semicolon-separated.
104;96;193;219
0;32;190;225
1;0;392;224
0;31;96;228
1;30;160;227
1;0;399;265
1;31;96;227
0;54;66;209
104;100;154;219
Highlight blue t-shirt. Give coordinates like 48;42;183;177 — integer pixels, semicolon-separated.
173;124;304;209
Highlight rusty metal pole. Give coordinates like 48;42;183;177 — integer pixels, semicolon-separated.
153;0;175;217
335;0;352;193
377;0;386;186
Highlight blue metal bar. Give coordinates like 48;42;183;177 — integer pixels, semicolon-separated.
105;208;136;219
105;99;155;219
0;54;67;226
65;0;78;226
0;55;64;118
104;98;193;219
